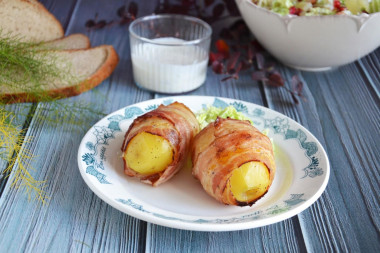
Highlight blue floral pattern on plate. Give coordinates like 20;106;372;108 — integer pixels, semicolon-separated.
212;98;323;179
115;193;305;224
78;96;329;231
81;100;175;184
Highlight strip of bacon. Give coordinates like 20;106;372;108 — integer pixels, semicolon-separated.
121;102;199;186
191;117;276;206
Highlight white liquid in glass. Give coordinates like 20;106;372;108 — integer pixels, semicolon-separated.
131;37;208;93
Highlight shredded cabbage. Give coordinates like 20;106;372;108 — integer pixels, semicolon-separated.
196;105;252;129
196;105;275;151
369;0;380;12
254;0;379;16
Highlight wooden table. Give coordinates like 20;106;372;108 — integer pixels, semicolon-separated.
1;0;379;252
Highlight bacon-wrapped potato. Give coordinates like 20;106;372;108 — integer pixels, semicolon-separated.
191;117;275;206
121;102;199;186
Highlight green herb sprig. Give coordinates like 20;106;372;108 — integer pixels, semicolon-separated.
0;32;73;100
0;109;48;203
0;32;106;202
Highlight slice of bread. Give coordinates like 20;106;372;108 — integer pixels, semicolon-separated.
0;0;64;42
39;34;91;50
1;45;119;103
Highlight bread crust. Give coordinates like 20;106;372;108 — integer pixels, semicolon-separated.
0;45;119;103
47;45;119;98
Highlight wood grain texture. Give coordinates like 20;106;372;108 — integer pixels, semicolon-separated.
358;48;380;97
0;0;379;252
263;54;380;252
38;0;79;32
0;0;78;193
146;218;306;253
0;0;156;252
0;103;35;205
0;104;34;171
0;101;145;252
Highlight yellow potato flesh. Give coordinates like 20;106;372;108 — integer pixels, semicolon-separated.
229;161;270;203
125;132;173;175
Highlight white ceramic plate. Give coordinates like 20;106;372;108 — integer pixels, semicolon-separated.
78;96;330;231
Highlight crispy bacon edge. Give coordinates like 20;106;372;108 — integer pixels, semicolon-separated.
121;102;199;186
191;117;276;206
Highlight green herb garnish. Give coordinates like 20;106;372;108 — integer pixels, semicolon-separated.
0;32;105;202
0;32;76;103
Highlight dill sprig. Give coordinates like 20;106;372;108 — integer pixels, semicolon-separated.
0;31;75;103
7;90;108;132
0;110;48;203
0;96;107;203
35;97;107;132
0;32;107;202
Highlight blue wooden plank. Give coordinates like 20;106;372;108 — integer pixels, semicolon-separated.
0;104;145;252
358;48;380;99
38;0;78;30
0;0;378;252
263;59;380;252
0;0;78;193
0;0;158;252
146;219;306;253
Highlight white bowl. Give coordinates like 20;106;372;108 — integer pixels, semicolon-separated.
235;0;380;71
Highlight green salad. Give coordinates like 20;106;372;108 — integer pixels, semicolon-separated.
196;105;253;129
196;105;274;149
253;0;380;16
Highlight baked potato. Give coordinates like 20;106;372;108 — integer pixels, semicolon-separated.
191;117;275;206
121;102;199;186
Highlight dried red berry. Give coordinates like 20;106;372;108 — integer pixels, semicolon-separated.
289;6;302;15
85;20;95;28
209;52;217;65
333;0;345;12
209;52;226;65
212;61;225;74
215;39;230;57
267;72;285;87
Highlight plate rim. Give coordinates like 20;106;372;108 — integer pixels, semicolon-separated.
77;95;330;231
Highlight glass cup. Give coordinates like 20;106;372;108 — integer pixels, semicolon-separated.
129;14;212;94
